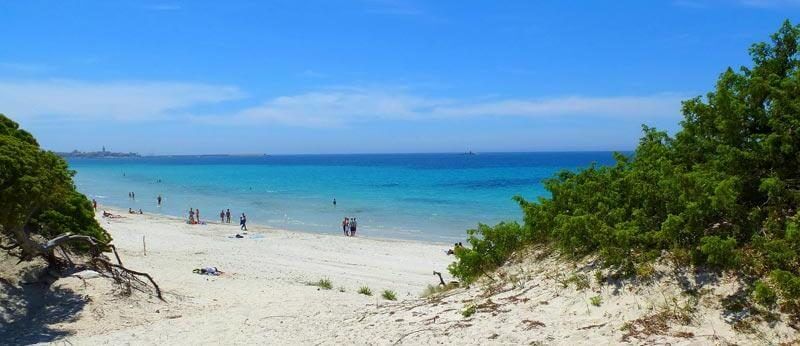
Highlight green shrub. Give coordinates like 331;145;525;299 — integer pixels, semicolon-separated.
699;236;738;269
594;271;605;285
447;222;523;282
381;289;397;301
0;114;112;259
562;273;590;290
357;286;372;296
590;295;602;307
309;278;332;290
635;262;655;280
770;270;800;301
444;21;800;318
752;281;777;307
462;304;476;317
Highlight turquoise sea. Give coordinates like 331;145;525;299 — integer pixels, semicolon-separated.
68;152;618;243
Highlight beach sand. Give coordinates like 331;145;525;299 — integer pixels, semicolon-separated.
3;208;797;345
9;208;454;345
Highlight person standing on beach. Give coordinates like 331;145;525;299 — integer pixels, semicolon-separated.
240;213;247;231
220;210;225;223
342;217;349;236
157;195;162;207
196;209;201;223
189;208;195;224
92;199;97;211
350;217;357;237
226;209;231;223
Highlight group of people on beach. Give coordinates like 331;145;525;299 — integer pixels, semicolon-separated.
186;207;247;230
217;209;248;231
188;208;202;224
129;208;143;214
342;217;358;236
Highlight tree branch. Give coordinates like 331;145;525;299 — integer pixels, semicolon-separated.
92;257;164;301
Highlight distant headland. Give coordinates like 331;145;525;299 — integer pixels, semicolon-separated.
57;146;140;158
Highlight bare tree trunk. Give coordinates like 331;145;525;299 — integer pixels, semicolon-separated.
9;225;45;260
4;227;163;301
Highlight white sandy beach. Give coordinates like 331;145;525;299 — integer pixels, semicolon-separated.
2;208;798;345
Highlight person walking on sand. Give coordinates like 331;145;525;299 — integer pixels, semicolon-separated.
342;217;349;236
220;210;225;223
226;209;231;223
350;217;357;237
240;213;247;231
157;195;162;207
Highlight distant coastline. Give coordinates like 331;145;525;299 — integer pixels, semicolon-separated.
57;149;140;158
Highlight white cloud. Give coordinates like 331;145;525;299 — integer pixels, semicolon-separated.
233;88;684;127
432;95;684;119
0;79;684;127
235;88;444;127
0;79;244;121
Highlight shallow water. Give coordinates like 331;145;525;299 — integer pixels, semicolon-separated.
69;152;619;242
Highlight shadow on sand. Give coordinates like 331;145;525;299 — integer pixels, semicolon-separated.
0;275;87;345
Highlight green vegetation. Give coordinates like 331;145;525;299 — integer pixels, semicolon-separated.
753;280;777;307
561;273;590;290
421;284;444;298
309;278;332;290
0;114;110;261
357;286;372;296
421;282;459;298
381;289;397;301
449;21;800;318
462;303;476;317
590;295;602;307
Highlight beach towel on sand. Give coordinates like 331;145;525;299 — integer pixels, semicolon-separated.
193;267;221;275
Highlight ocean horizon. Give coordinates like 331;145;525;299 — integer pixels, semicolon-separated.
68;151;621;242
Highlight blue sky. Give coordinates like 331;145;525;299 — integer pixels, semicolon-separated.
1;1;797;154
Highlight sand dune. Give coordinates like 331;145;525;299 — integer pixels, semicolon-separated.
2;209;797;345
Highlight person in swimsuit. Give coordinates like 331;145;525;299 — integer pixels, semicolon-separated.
226;209;231;223
189;208;195;224
240;213;247;231
342;217;349;236
350;217;357;237
92;199;97;210
157;195;162;206
220;210;225;223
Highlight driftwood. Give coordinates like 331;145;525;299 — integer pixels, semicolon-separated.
92;257;164;300
3;229;163;301
433;271;446;286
